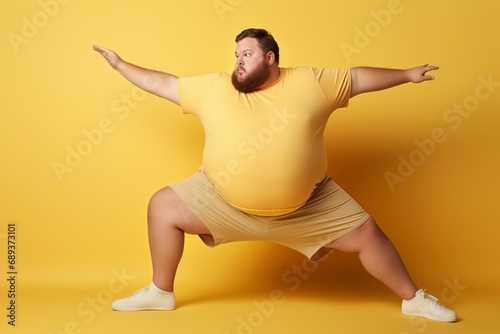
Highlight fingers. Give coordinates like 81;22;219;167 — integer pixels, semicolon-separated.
92;45;104;52
92;45;106;59
93;45;122;69
92;45;111;58
421;64;439;81
93;45;115;64
423;64;439;72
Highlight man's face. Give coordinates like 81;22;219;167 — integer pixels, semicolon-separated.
231;37;271;93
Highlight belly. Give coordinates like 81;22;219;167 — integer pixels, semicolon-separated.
203;139;327;216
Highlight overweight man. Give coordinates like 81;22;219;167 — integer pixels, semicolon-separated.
93;28;457;322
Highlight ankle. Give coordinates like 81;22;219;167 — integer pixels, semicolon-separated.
150;281;173;295
151;278;173;292
402;288;419;301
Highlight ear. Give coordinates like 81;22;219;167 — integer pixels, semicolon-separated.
266;51;276;65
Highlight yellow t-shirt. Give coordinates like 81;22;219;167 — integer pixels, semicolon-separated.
178;66;351;216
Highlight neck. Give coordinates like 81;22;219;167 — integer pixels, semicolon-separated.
259;66;281;89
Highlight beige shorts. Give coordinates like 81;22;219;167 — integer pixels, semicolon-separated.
170;168;370;261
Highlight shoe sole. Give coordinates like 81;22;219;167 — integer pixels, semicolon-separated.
112;306;176;311
402;310;457;322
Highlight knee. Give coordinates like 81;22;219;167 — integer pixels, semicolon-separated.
148;187;177;221
149;187;169;209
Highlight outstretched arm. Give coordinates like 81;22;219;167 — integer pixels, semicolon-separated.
350;65;439;98
93;45;180;105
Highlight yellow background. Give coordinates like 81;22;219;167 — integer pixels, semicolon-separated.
1;0;499;333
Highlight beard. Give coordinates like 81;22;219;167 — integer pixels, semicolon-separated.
231;61;271;93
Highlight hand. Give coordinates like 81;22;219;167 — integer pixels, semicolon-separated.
92;45;123;69
407;64;439;83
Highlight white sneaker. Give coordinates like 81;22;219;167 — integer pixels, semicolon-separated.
402;289;457;322
112;282;176;311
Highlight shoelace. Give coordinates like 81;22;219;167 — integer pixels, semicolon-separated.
131;286;149;298
420;290;442;309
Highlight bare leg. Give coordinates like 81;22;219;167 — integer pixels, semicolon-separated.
325;218;418;300
147;187;210;292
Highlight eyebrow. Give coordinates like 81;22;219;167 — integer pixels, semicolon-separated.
235;49;253;55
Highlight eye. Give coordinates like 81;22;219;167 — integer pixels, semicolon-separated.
244;52;252;57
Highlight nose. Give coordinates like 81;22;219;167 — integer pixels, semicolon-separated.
236;55;243;66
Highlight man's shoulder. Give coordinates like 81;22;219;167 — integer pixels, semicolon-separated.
285;67;350;84
280;66;326;83
281;66;315;73
178;72;232;91
282;66;335;78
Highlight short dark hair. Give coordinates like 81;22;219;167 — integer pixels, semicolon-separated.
235;28;280;63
